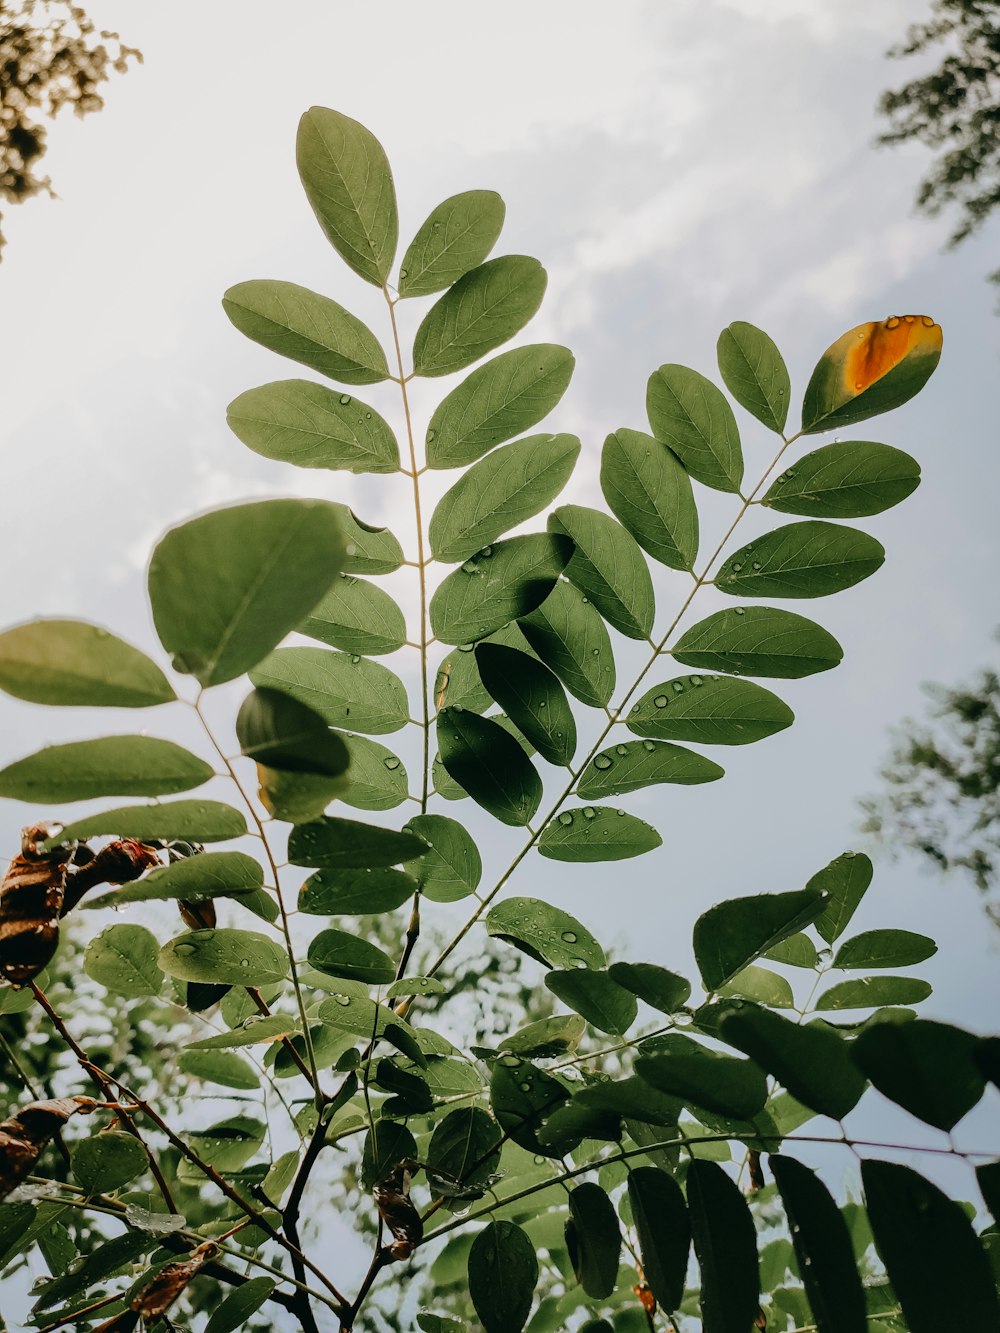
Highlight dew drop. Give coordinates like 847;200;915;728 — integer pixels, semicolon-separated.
174;942;196;956
592;648;600;656
383;757;401;771
479;545;493;558
560;930;578;943
734;607;745;616
339;394;352;406
854;381;864;390
426;429;436;442
593;754;613;770
615;744;627;756
351;655;361;664
921;315;935;327
399;267;408;280
904;314;915;324
653;695;668;709
672;682;684;693
752;561;762;571
334;993;352;1006
643;739;655;751
582;807;596;820
732;562;743;573
691;675;704;686
886;315;900;329
558;812;574;826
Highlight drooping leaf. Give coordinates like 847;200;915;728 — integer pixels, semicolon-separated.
815;975;932;1010
0;735;213;802
148;499;346;686
608;962;691;1014
226;379;399;473
833;929;937;970
802;316;943;435
770;1155;867;1333
761;441;921;517
600;428;699;570
546;969;637;1035
720;1007;866;1120
549;505;655;640
468;1220;539;1333
223;280;390;383
235;687;350;778
577;739;722;799
809;852;873;943
47;800;246;846
627;1167;690;1312
288;816;427;868
487;897;606;970
178;1050;260;1090
426;1107;502;1196
330;504;404;575
436;708;541;825
430;434;580;563
299;574;406;656
476;644;576;764
0;620;174;708
715;522;884;598
400;190;505;296
687;1158;760;1333
414;256;547;378
489;1057;573;1156
646;364;743;493
430;534;573;645
716;322;790;434
862;1159;1000;1333
636;1044;767;1119
672;607;843;679
404;813;482;902
565;1183;621;1299
694;888;826;991
627;674;793;746
852;1019;985;1130
306;928;395;984
249;646;408;734
72;1131;148;1195
83;924;163;997
519;579;615;708
204;1276;277;1333
426;345;575;469
538;805;661;862
159;928;289;987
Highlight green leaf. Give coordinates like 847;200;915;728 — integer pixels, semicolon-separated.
468;1220;539;1333
694;888;826;990
417;1315;467;1333
361;1120;417;1190
307;928;395;984
437;708;541;825
627;674;793;746
862;1159;1000;1333
223;280;389;383
490;1057;573;1156
608;962;691;1014
299;574;406;656
31;1231;151;1311
487;897;606;970
673;607;843;679
430;434;580;563
761;441;921;518
687;1158;760;1333
262;1150;300;1205
318;992;402;1039
413;256;547;378
149;499;346;686
183;1115;265;1174
328;733;408;811
627;1167;690;1312
72;1131;148;1195
288;816;427;868
433;623;534;715
720;1008;866;1120
205;1276;277;1333
715;521;884;599
809;852;873;943
236;687;350;778
0;735;213;802
815;976;932;1010
0;620;174;708
178;1049;260;1090
549;505;655;640
86;851;263;911
538;805;661;862
977;1162;1000;1225
646;364;743;494
770;1156;867;1333
565;1183;621;1299
499;1014;586;1059
801;316;943;435
426;344;575;469
852;1020;985;1130
764;933;819;968
718;964;794;1008
519;579;615;707
427;1107;502;1196
49;799;246;846
404;813;482;902
159;928;289;987
430;533;573;645
577;739;722;799
475;644;576;764
833;929;937;970
636;1043;767;1119
296;106;397;286
330;505;404;575
298;866;415;914
546;969;637;1035
716;322;790;434
399;190;505;296
84;924;162;997
186;1014;300;1049
226;380;398;473
601;428;699;570
249;646;408;734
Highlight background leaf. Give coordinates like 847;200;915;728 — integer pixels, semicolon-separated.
646;364;743;493
400;190;505;296
549;505;655;639
600;428;699;570
672;606;843;678
437;708;541;826
178;1050;260;1090
430;534;573;644
0;620;174;708
226;380;398;473
716;321;790;434
761;441;921;517
0;735;213;802
714;522;884;598
413;256;547;377
537;805;662;862
627;674;793;745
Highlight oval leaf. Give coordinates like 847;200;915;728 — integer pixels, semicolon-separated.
810;852;873;944
487;897;606;970
627;674;793;746
298;867;415;915
404;813;482;903
636;1045;767;1120
331;504;404;575
468;1220;538;1333
646;364;743;493
299;574;406;656
249;646;408;734
226;379;398;474
761;441;921;518
159;928;289;987
601;428;699;570
413;256;546;378
288;816;428;869
400;190;505;297
426;1107;502;1197
178;1050;260;1091
236;687;350;777
566;1183;621;1299
608;962;691;1014
833;928;937;970
476;644;576;764
538;805;661;863
86;851;263;910
489;1057;572;1156
519;579;615;708
628;1167;690;1313
545;969;637;1036
437;708;541;826
549;505;655;640
0;620;174;708
717;322;790;434
51;800;246;845
430;534;573;645
73;1132;148;1196
672;607;843;679
577;739;722;799
84;925;163;997
0;736;213;803
694;888;827;991
306;928;395;984
852;1019;985;1131
205;1276;277;1333
715;521;884;598
815;976;932;1011
687;1158;760;1333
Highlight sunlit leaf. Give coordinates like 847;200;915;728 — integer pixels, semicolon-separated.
468;1220;538;1333
307;928;395;984
85;852;263;911
249;646;408;734
627;674;793;746
400;190;505;296
404;813;482;902
600;428;699;570
331;732;408;811
299;574;407;656
716;322;790;434
761;441;921;517
687;1158;760;1333
715;522;884;598
549;505;655;640
487;897;606;970
287;816;428;868
673;607;842;679
437;707;541;825
84;925;162;998
852;1019;985;1130
0;620;174;708
499;1014;586;1059
721;1008;866;1120
538;805;661;862
764;933;819;968
565;1183;621;1298
0;735;213;802
430;534;573;645
330;505;404;575
414;256;547;378
227;380;398;473
646;364;743;493
577;739;722;799
519;579;616;707
718;964;794;1008
159;929;289;987
546;969;637;1035
694;888;826;990
627;1167;690;1312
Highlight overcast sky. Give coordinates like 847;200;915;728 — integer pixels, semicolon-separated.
1;0;998;1312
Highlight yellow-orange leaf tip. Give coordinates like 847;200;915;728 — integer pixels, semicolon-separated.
801;315;942;435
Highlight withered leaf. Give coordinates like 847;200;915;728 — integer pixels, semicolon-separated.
373;1159;423;1260
0;1096;96;1199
